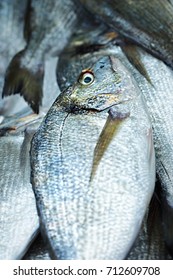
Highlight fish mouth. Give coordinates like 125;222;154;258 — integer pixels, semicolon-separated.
59;90;124;114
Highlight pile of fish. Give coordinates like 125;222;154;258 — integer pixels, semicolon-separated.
0;0;173;259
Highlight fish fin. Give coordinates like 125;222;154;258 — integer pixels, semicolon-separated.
2;51;44;114
90;108;129;181
121;44;153;85
20;125;38;176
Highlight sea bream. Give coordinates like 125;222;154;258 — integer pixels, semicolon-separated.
0;55;59;259
0;112;40;259
57;35;173;256
122;46;173;256
31;56;155;259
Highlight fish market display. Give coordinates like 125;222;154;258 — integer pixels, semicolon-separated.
2;0;82;113
31;56;155;259
78;0;173;69
1;0;173;260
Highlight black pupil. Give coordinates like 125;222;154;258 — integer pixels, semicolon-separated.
84;76;92;83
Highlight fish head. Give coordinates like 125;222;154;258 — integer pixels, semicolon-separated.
58;56;139;112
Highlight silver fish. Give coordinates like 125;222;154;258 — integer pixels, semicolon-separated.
123;47;173;256
0;118;39;259
31;56;155;259
127;188;172;260
96;44;173;257
0;55;59;259
22;192;172;260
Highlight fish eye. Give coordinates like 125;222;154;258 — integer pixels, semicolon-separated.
78;71;94;85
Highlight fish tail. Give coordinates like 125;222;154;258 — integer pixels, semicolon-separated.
2;50;44;114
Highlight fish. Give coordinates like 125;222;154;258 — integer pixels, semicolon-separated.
2;0;83;114
31;55;155;259
22;190;172;260
97;43;173;257
122;46;173;257
0;0;28;115
78;0;173;69
0;113;40;259
58;34;173;256
127;185;172;260
0;54;60;259
56;25;120;92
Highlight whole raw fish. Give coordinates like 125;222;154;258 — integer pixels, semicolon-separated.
123;47;173;257
57;41;172;260
78;0;173;69
59;43;173;257
0;55;59;259
2;0;82;114
31;56;155;259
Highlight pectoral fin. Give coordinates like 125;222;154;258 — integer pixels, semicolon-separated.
90;108;129;181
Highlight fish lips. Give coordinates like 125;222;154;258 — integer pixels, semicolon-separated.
58;87;130;113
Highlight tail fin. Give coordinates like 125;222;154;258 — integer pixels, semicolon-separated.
2;50;44;114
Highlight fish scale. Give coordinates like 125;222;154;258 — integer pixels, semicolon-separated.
126;49;173;253
31;56;155;259
0;134;39;259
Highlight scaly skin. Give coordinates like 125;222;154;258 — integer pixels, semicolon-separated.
0;114;41;259
126;48;173;256
31;56;155;259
